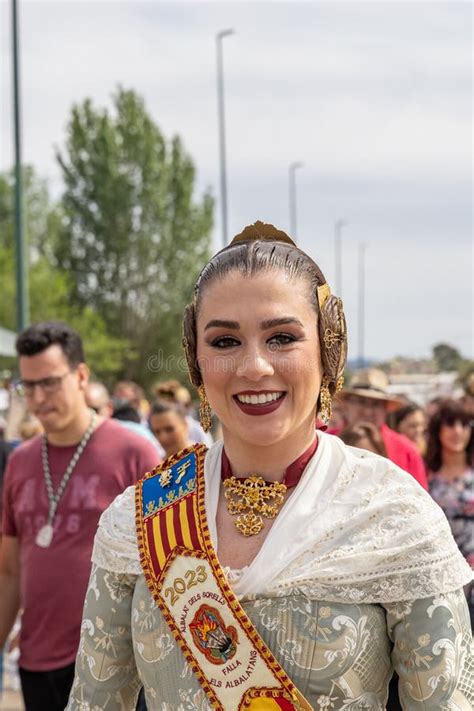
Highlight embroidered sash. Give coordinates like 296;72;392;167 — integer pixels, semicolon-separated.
136;444;313;711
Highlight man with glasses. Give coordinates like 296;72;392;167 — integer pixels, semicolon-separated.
0;321;159;711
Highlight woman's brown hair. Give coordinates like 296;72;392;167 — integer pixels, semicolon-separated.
149;399;188;423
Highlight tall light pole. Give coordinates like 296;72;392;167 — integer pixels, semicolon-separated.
216;28;234;248
334;219;345;298
358;242;367;368
12;0;29;331
288;161;303;240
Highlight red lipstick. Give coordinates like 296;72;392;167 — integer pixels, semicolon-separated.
233;392;286;416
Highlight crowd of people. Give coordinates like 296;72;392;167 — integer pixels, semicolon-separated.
331;369;474;623
0;221;472;710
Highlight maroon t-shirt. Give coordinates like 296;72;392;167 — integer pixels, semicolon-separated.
2;419;159;671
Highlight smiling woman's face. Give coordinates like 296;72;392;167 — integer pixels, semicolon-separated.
196;269;322;449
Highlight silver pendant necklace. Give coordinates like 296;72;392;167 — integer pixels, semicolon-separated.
36;410;96;548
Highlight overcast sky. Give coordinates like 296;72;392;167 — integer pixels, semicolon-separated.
1;1;472;362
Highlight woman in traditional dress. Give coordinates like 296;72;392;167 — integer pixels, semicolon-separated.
67;222;473;710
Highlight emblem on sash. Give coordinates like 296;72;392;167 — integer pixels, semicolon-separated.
190;604;238;664
136;445;313;711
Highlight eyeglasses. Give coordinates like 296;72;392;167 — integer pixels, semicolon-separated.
16;372;71;397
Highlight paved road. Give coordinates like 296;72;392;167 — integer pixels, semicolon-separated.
0;690;23;711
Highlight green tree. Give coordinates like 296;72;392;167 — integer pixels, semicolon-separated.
457;360;474;389
55;88;213;387
0;166;55;256
432;342;463;372
0;167;128;380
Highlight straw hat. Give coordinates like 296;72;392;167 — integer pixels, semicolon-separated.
339;368;405;412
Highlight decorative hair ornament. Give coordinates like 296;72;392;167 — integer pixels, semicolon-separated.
198;385;212;433
230;220;297;247
317;282;331;310
323;327;344;349
182;314;202;389
182;336;192;373
319;375;333;424
318;294;347;391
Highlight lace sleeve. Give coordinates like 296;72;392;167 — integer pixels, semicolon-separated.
91;485;142;575
67;564;142;710
384;588;474;709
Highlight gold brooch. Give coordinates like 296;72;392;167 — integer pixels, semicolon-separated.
223;476;287;536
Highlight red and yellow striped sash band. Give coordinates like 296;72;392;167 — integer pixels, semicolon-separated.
136;445;313;711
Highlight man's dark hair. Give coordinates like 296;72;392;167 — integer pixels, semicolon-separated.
112;399;141;423
16;321;85;369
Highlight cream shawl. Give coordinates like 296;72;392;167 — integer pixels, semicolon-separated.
92;432;472;604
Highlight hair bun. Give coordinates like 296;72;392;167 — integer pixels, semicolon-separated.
319;295;347;390
230;220;297;248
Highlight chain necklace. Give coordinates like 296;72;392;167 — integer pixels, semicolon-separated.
221;437;318;537
36;410;97;548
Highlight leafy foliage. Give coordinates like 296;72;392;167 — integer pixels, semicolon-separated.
1;89;213;388
55;88;213;386
432;343;463;372
0;167;129;380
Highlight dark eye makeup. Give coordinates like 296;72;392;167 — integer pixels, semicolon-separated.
209;333;299;349
210;336;240;348
267;333;297;347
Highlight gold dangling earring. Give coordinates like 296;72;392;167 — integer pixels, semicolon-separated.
319;375;332;424
198;385;212;433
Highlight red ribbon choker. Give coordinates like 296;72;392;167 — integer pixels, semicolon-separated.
221;436;318;489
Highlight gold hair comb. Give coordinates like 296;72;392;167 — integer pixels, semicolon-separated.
230;220;297;247
317;283;331;309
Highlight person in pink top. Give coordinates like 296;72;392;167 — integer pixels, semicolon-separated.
340;368;428;490
0;321;159;711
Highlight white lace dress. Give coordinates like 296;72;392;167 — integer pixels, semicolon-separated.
67;435;473;710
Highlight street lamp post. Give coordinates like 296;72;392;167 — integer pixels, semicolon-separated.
358;242;367;368
216;28;234;248
334;219;345;298
12;0;29;331
288;161;303;241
